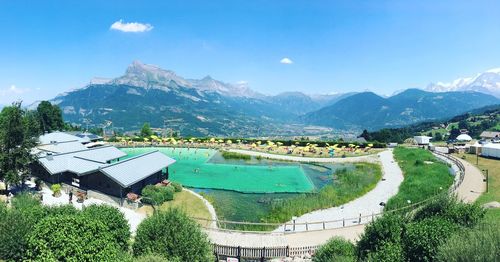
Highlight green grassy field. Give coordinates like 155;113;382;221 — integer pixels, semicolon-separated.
455;153;500;223
138;190;212;227
386;147;454;211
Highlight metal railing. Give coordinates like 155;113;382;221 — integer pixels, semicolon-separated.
432;151;466;193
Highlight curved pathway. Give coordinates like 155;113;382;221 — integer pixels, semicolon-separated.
275;149;403;232
228;149;379;163
451;156;485;203
205;149;404;247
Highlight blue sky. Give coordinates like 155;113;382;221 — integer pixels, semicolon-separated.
1;0;500;104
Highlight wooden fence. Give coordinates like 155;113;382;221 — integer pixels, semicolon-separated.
213;244;319;260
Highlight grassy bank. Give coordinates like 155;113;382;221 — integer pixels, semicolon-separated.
138;190;212;227
454;153;500;223
386;147;454;211
220;151;251;160
263;163;381;225
203;162;380;231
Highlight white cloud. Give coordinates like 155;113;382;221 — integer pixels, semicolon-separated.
280;57;293;64
1;85;29;95
110;19;153;33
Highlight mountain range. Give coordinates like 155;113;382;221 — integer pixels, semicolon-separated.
35;61;500;136
426;68;500;98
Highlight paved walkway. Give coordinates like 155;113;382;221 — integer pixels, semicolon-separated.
452;156;485;203
228;149;379;163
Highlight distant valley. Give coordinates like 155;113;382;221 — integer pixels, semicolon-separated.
34;61;500;137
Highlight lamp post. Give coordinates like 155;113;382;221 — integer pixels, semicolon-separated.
482;169;489;193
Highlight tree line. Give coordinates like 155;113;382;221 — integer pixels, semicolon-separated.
0;101;66;187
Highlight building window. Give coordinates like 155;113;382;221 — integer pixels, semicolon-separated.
71;178;80;187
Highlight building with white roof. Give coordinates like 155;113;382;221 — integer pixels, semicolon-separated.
31;132;176;202
481;143;500;159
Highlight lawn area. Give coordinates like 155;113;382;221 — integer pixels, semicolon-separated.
454;153;500;223
386;147;454;211
138;190;212;227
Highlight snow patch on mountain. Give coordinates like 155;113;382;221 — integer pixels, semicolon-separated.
426;68;500;97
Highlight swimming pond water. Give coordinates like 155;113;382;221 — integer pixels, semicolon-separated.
121;147;318;193
121;147;354;222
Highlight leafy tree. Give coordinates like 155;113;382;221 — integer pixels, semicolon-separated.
23;110;42;139
82;204;131;250
0;102;36;186
313;237;356;262
365;240;405;262
26;214;121;261
458;119;469;130
359;129;371;141
133;208;213;261
402;218;459;262
434;132;443;141
356;213;406;260
449;127;460;140
0;193;46;261
36;100;64;132
141;122;153;137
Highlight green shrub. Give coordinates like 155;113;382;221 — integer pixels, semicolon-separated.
82;204;131;250
365;240;405;262
171;182;183;193
26;215;121;261
141;185;175;205
313;237;356;262
221;151;251;160
402;218;459;262
0;194;46;261
436;223;500;262
412;194;485;228
135;253;175;262
50;183;61;195
357;213;405;259
45;204;79;217
133;208;213;261
11;192;42;210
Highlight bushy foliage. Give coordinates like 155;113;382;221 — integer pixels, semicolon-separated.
135;253;177;262
412;194;485;227
356;213;405;259
221;151;251;160
82;204;131;250
141;185;175;204
0;193;46;261
133;208;213;262
402;218;459;262
171;182;183;193
436;223;500;262
50;183;62;195
26;215;121;261
365;240;405;262
313;237;356;262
